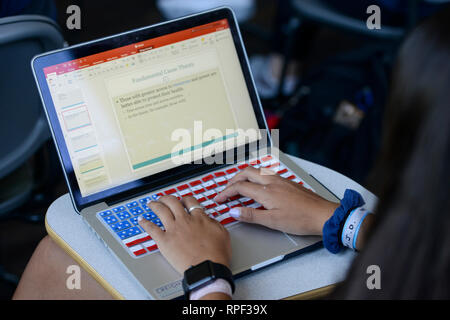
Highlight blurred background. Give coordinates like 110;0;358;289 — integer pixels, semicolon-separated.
0;0;445;299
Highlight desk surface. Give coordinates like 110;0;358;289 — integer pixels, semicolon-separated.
45;156;378;300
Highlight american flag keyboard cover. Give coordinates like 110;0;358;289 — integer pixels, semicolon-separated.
96;155;314;258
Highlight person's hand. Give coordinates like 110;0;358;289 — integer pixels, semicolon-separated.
214;166;339;236
138;195;231;274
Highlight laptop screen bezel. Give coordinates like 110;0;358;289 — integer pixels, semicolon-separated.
32;7;270;212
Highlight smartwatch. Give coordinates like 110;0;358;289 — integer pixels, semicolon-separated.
182;260;235;299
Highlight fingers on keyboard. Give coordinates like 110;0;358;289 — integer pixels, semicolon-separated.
97;155;314;258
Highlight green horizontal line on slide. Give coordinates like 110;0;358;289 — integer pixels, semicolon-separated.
132;132;238;170
80;165;104;174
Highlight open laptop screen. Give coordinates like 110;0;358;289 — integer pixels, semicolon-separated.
42;18;260;198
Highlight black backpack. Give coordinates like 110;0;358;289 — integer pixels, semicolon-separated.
278;45;394;184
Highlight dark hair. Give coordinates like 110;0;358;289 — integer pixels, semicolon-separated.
333;7;450;299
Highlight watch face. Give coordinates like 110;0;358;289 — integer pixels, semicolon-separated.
185;261;213;286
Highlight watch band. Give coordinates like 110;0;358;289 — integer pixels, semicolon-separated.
182;260;235;299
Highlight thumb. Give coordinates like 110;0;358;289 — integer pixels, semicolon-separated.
229;206;276;228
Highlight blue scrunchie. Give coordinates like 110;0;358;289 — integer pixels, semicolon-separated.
322;189;365;254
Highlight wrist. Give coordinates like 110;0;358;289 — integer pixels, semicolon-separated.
190;278;233;300
341;207;374;251
354;211;374;250
316;201;340;236
199;292;232;300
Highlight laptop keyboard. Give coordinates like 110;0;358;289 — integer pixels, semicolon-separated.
96;155;314;258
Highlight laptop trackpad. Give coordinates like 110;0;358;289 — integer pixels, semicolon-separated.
228;223;298;272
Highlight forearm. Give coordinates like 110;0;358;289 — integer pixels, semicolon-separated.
354;213;375;251
197;208;374;300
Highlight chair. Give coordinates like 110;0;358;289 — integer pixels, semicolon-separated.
276;0;443;98
0;15;65;285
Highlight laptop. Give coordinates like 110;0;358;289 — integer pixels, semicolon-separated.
32;7;338;299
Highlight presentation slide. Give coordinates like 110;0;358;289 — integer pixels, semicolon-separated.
106;50;238;170
62;106;92;132
70;131;98;153
54;89;84;110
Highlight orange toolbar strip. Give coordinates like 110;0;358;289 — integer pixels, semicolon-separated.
44;19;229;76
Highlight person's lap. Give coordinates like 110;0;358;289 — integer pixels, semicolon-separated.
12;235;113;300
